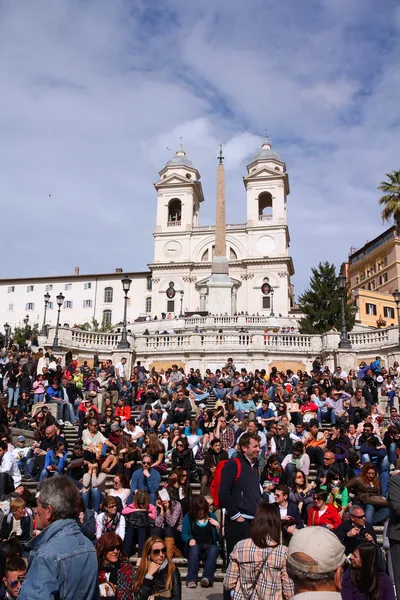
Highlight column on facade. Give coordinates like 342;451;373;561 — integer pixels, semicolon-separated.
199;289;207;312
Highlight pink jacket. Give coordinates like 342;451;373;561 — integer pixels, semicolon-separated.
33;381;45;394
122;503;156;521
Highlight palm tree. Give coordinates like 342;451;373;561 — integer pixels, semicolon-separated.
378;170;400;227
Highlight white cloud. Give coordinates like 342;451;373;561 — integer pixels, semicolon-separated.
0;0;399;298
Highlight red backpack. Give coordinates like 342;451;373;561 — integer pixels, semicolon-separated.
210;457;242;508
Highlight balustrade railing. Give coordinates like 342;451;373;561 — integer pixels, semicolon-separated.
71;330;121;348
263;334;317;350
349;329;390;347
259;214;273;221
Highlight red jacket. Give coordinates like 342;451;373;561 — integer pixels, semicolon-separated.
115;405;131;420
307;503;342;528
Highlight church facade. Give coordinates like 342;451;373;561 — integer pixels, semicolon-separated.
0;138;296;331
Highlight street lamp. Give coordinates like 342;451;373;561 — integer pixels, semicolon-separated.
4;323;11;349
40;292;51;336
392;289;400;348
270;288;275;317
179;291;184;317
52;292;65;352
336;274;352;349
117;276;132;349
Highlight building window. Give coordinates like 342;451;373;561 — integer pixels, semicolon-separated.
48;302;54;310
25;303;34;310
384;306;395;319
366;303;377;316
167;300;175;313
146;278;152;291
45;284;53;291
258;192;273;219
367;280;376;290
8;304;13;311
145;297;152;313
201;249;209;262
84;282;92;290
168;198;182;224
104;287;114;303
26;285;34;292
8;286;15;293
102;309;112;326
83;300;92;308
230;247;238;260
65;283;72;291
64;300;73;309
379;273;388;285
262;296;271;310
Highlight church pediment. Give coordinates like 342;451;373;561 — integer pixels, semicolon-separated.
154;173;194;188
244;167;285;181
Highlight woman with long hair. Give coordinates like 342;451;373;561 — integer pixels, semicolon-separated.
122;490;156;558
182;496;220;589
134;536;181;600
96;532;135;599
170;437;198;482
307;489;342;529
341;541;394;600
289;469;315;519
153;490;183;559
144;432;166;474
167;468;192;515
346;462;389;525
321;470;349;518
201;438;228;496
224;502;294;600
96;495;126;540
109;474;130;509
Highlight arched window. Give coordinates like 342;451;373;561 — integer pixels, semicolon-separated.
230;247;237;260
168;198;182;224
258;192;273;220
102;309;112;326
145;297;152;313
146;277;152;291
104;287;113;303
201;249;209;262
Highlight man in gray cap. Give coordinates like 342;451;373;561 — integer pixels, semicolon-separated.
287;526;345;599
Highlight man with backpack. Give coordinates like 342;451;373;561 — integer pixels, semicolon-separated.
218;432;261;557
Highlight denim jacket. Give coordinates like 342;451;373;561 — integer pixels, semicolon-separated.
19;518;98;600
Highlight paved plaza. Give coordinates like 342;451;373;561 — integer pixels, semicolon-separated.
184;586;223;600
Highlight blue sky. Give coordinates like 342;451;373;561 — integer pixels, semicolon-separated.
1;0;399;296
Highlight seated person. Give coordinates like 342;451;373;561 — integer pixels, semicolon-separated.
0;497;33;543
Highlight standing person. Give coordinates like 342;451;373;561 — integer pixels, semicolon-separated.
219;432;261;556
287;527;345;600
133;536;181;600
96;532;135;600
341;542;394;600
224;502;294;600
388;472;400;598
18;476;97;600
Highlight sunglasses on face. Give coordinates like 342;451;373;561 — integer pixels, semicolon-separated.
151;547;167;556
142;462;151;466
7;577;25;588
354;514;366;519
108;546;121;552
176;444;184;448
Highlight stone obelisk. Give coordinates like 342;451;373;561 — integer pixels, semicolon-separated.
207;145;233;314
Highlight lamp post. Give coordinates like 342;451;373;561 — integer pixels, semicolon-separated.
117;276;132;349
336;274;352;349
40;292;51;336
270;288;275;317
392;290;400;348
179;291;184;317
4;323;11;349
52;292;65;352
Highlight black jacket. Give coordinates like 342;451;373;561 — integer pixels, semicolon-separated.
273;434;292;458
219;453;261;519
388;474;400;541
134;564;181;600
273;500;304;529
335;519;377;554
203;448;229;475
0;510;33;542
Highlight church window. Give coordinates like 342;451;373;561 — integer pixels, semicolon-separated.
145;297;152;313
262;296;271;309
201;249;209;262
104;287;114;303
167;300;175;313
258;192;273;220
230;248;237;260
102;309;112;326
168;199;182;224
146;277;152;291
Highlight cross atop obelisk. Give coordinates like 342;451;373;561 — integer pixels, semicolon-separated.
212;144;228;275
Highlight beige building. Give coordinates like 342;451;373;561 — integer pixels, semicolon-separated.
348;226;400;327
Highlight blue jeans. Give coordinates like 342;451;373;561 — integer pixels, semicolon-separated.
388;443;398;465
317;408;336;425
386;390;396;408
39;469;61;483
8;387;19;408
186;543;219;584
34;393;44;403
123;526;148;558
82;488;103;512
364;503;389;525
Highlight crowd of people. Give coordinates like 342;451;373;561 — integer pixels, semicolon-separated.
0;346;399;598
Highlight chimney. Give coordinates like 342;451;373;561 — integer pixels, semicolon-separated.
115;268;123;273
74;266;80;276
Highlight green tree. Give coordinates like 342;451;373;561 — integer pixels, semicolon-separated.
76;317;116;333
378;170;400;227
298;262;356;334
11;323;40;347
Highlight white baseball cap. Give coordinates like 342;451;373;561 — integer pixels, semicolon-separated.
288;527;345;574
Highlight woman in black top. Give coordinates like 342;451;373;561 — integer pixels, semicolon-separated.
201;439;228;496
